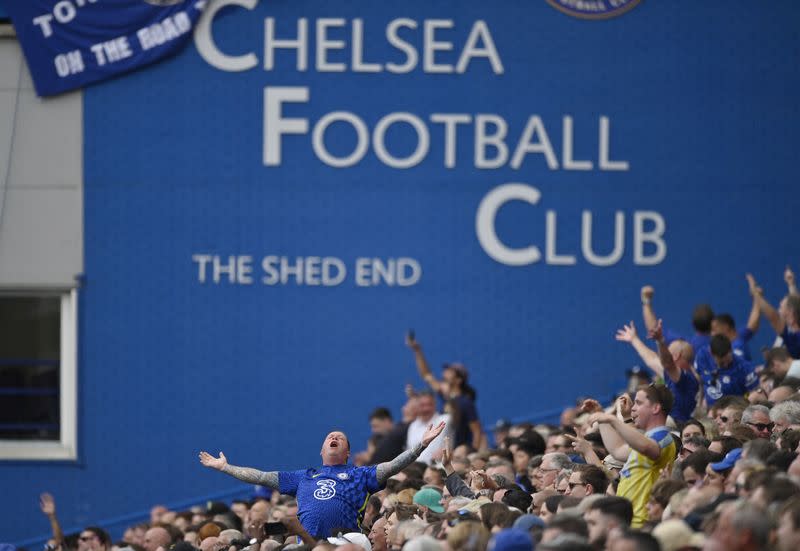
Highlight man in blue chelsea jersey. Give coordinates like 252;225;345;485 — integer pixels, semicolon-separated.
199;422;446;539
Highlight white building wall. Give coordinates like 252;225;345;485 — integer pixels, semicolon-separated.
0;37;82;289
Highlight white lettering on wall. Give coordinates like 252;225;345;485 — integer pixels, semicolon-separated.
475;183;666;267
195;14;503;75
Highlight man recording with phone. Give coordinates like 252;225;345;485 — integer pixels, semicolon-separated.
199;422;446;540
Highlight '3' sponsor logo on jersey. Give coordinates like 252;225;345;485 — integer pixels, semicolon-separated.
314;479;336;500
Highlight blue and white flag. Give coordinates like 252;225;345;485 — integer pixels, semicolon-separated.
0;0;206;97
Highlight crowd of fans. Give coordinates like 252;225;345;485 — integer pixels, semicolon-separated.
23;268;800;551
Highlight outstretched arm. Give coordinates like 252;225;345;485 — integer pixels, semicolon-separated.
746;280;761;334
376;421;446;484
406;334;441;393
649;320;681;383
564;434;603;468
641;286;658;332
747;273;785;335
616;321;663;377
198;451;280;489
786;266;799;296
581;399;629;462
590;412;660;461
39;493;64;545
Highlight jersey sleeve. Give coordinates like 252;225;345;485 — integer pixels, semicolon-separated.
781;327;800;358
694;346;714;375
651;428;674;451
739;327;754;342
279;470;304;495
742;362;759;391
359;465;381;493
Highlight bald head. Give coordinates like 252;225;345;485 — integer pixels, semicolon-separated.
669;339;694;367
143;527;171;551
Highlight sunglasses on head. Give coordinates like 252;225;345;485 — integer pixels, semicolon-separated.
448;510;471;526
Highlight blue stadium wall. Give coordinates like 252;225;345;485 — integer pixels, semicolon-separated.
5;0;800;543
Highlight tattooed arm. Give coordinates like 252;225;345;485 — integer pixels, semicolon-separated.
376;443;426;484
198;450;280;489
375;421;446;485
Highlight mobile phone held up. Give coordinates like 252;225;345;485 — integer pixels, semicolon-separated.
263;522;288;536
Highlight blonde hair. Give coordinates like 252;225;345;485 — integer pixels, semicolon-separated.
446;521;489;551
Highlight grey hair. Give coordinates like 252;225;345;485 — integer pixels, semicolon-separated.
742;438;776;462
742;404;771;424
396;520;427;543
402;535;442;551
728;501;772;548
544;452;573;471
770;401;800;425
218;530;244;545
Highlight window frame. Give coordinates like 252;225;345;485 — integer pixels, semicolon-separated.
0;289;78;460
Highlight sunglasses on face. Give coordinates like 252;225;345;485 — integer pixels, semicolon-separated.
747;422;774;432
567;482;586;490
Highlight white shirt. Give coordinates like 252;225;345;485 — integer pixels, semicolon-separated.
406;412;450;464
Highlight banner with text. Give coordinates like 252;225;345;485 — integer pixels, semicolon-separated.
0;0;205;96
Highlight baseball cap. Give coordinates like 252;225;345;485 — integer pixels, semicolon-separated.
413;487;445;513
710;448;742;472
494;418;512;431
327;533;371;551
488;529;533;551
512;514;545;532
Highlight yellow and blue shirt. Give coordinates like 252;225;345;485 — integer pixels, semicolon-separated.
617;426;676;528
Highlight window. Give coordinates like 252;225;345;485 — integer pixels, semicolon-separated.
0;290;77;460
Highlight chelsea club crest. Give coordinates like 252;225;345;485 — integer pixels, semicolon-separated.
546;0;642;20
337;472;350;480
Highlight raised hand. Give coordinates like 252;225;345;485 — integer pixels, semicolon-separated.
785;265;796;287
647;319;664;342
441;436;453;473
563;434;592;457
588;412;616;426
615;321;638;343
421;421;447;447
615;394;633;420
746;273;762;297
469;469;496;492
199;450;228;471
641;285;655;302
39;492;56;516
579;398;603;414
405;332;420;351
